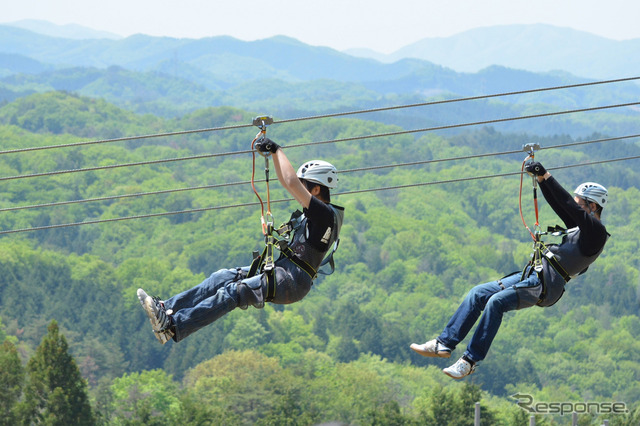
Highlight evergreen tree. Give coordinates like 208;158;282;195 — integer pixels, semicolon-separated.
418;383;495;426
20;320;95;425
0;340;24;426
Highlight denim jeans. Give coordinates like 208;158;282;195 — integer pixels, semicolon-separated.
164;267;245;342
163;258;313;342
437;269;541;363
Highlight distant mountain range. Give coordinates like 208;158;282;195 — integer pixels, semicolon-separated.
0;21;638;138
346;24;640;80
2;20;639;80
5;19;122;40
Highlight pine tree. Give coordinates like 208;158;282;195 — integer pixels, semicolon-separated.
20;320;95;425
0;340;25;426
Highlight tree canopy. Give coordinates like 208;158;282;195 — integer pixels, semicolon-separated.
0;91;638;424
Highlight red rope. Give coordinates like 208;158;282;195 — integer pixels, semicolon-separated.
250;132;268;234
519;156;538;241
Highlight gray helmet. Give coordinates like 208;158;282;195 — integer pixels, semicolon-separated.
574;182;608;208
296;160;338;189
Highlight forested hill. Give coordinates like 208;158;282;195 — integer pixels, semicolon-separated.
0;91;639;423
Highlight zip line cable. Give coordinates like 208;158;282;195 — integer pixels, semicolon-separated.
273;76;640;125
0;77;638;232
0;149;253;182
1;153;638;235
0;76;638;157
340;133;640;174
285;101;640;150
335;155;640;195
1;133;639;214
0;123;255;156
1;101;639;183
0;181;244;213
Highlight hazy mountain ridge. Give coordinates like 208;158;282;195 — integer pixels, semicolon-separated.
349;24;640;79
3;23;639;83
0;26;406;82
1;22;639;137
5;19;122;40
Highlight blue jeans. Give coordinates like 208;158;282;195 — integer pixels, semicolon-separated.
164;267;245;342
437;269;541;363
163;258;312;342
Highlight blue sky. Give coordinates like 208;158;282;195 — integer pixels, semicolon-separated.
2;0;639;53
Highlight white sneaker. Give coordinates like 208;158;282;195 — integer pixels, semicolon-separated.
410;339;452;358
137;288;175;345
443;357;476;379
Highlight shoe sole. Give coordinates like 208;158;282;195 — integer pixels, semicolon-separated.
410;343;451;358
443;369;466;379
443;365;475;379
137;289;172;345
154;330;172;345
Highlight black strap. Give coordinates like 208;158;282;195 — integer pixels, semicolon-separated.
547;224;567;235
263;233;275;272
542;247;572;282
518;262;548;305
523;239;571;283
248;247;266;278
246;211;342;301
265;268;276;302
317;239;340;276
246;234;319;303
536;271;547;305
279;245;317;279
247;246;278;302
521;240;571;306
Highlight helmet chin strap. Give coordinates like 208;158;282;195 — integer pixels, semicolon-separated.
582;199;597;216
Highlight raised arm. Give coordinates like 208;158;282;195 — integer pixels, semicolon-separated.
526;161;608;255
256;138;312;208
527;162;576;227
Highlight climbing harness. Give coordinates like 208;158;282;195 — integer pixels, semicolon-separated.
518;143;572;304
247;116;339;302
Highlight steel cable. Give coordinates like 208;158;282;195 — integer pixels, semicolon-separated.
1;102;638;183
0;76;637;156
2;133;638;213
1;154;638;235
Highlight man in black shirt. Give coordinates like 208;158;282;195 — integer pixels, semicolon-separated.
137;139;344;344
410;161;609;379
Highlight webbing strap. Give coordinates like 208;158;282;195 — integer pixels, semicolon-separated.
246;235;319;303
248;247;265;278
265;269;276;301
279;246;318;279
263;230;275;272
316;239;339;276
542;247;572;282
247;245;278;302
522;241;571;284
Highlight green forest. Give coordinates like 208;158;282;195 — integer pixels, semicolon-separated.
0;90;639;425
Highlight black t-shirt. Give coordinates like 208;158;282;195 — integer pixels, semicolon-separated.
539;176;608;256
302;196;336;252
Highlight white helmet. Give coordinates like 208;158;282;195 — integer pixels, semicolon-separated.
574;182;608;208
296;160;338;189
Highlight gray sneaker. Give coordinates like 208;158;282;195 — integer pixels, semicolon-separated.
410;339;452;358
137;288;175;345
443;357;476;379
